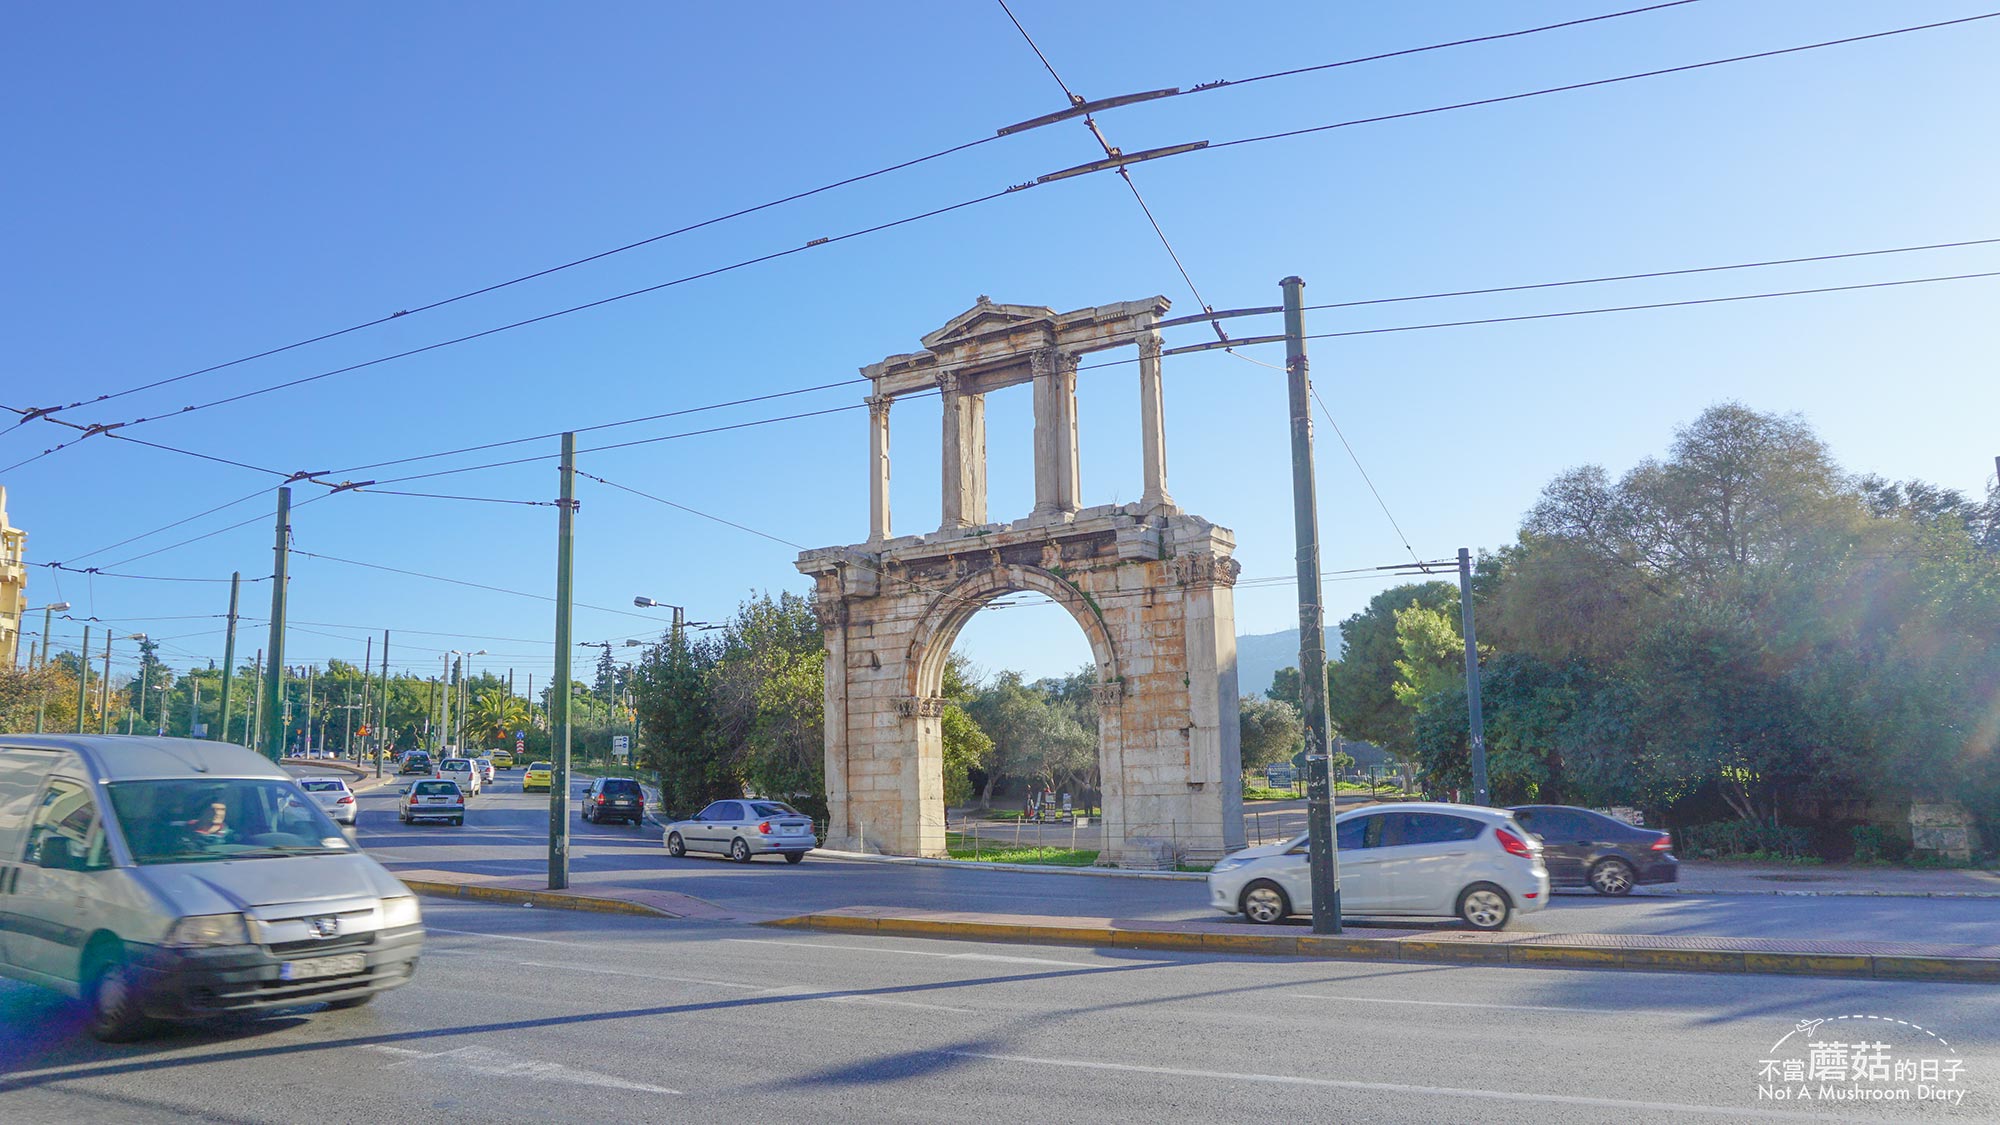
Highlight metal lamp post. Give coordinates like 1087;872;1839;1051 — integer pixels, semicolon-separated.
30;602;71;733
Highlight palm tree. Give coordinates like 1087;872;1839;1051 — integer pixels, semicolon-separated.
472;689;530;745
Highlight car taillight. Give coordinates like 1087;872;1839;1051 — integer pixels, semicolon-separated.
595;794;606;804
338;796;355;804
1651;834;1672;851
758;821;771;835
1495;828;1532;858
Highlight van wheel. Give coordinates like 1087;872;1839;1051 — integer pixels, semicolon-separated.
85;945;153;1042
1239;880;1291;924
1456;883;1513;931
667;832;686;857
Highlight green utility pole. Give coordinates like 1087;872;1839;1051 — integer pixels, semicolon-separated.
75;624;91;733
549;432;577;890
260;487;291;762
377;631;390;779
1283;275;1342;935
217;571;241;742
98;631;113;734
1458;547;1489;805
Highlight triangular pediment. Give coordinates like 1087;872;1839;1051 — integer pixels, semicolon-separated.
920;296;1058;350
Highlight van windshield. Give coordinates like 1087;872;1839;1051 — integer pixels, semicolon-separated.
105;778;350;865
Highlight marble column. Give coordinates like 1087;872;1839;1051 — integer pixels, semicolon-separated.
1137;330;1174;513
939;371;987;530
867;393;891;543
1031;348;1080;518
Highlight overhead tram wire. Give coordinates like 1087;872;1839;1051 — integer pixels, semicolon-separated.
288;549;667;624
9;0;1704;444
16;5;1904;473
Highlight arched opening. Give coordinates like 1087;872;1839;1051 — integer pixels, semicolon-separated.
900;564;1121;857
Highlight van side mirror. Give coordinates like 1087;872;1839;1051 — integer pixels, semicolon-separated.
37;837;77;871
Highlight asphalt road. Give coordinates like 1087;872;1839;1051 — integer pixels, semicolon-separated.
3;899;1994;1122
352;773;2000;944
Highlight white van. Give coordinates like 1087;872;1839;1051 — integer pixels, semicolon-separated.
0;735;424;1040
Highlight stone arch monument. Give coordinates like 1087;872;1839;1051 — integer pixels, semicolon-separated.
797;295;1245;867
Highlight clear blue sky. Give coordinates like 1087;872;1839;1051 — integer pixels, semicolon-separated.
5;1;1996;689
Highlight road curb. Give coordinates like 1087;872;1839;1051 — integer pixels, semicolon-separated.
401;879;677;919
812;849;1205;881
765;911;2000;984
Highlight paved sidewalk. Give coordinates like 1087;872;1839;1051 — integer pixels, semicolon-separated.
1660;861;2000;898
386;865;2000;984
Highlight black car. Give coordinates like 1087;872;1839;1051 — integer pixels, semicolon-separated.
1509;804;1677;895
397;751;432;776
582;777;646;825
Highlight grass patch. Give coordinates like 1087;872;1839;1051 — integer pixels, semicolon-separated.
946;832;1099;866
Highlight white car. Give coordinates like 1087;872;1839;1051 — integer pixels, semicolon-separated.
1207;802;1548;931
296;777;358;825
435;757;480;797
473;757;496;785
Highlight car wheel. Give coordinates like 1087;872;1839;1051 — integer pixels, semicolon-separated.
325;992;376;1010
1239;880;1291;924
85;945;153;1043
730;838;752;864
452;817;464;827
1589;858;1636;897
581;806;593;824
1456;883;1513;931
667;832;686;857
784;852;805;865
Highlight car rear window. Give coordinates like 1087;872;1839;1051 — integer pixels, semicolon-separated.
414;781;460;796
748;801;800;818
529;763;551;771
603;780;642;796
300;780;344;792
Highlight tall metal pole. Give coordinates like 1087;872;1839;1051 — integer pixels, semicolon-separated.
260;486;291;762
33;606;59;732
75;624;91;733
359;635;373;762
1283;276;1341;935
303;665;316;756
439;653;455;757
550;432;577;890
131;658;151;735
377;631;390;778
1458;547;1489;805
250;649;264;750
217;571;241;742
98;632;114;734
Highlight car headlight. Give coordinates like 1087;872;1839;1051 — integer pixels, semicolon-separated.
379;895;422;929
165;913;252;947
1211;858;1245;873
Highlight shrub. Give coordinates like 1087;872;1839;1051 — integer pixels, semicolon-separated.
1674;820;1814;860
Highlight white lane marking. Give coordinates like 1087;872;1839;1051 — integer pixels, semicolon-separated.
508;957;976;1014
754;986;977;1015
515;959;762;991
722;937;1087;967
946;1052;1869;1120
1290;993;1605;1015
426;926;571;945
364;1045;679;1094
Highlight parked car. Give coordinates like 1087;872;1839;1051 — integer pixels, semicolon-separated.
581;777;646;825
399;780;465;826
473;757;496;785
397;751;432;776
522;762;552;793
1207;802;1548;931
296;777;358;825
1509;804;1677;895
435;757;479;797
0;735;423;1041
663;799;816;864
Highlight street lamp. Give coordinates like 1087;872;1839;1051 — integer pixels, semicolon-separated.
29;602;72;733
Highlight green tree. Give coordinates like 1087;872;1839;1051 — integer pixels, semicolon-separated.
1237;694;1302;771
1324;581;1457;754
939;655;989;806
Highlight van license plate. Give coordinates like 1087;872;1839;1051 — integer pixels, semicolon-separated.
280;952;367;981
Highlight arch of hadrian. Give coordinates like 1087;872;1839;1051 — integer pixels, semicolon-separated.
796;295;1245;867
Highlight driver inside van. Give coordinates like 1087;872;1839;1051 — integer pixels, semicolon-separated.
181;795;235;848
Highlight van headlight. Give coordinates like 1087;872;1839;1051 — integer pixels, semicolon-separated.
380;895;422;929
165;913;252;947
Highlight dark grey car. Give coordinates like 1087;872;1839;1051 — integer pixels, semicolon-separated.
1509;804;1677;895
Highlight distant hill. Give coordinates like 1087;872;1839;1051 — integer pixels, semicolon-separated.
1235;627;1342;699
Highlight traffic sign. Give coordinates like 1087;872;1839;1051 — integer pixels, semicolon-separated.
612;734;630;758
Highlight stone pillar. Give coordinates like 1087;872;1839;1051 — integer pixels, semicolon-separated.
1136;330;1174;513
1171;525;1246;862
939;371;987;530
867;394;892;543
1031;348;1080;519
816;595;851;847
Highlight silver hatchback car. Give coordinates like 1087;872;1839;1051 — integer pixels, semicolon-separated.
663;799;815;864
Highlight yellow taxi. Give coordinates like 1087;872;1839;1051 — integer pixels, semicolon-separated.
491;749;514;770
522;761;553;792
